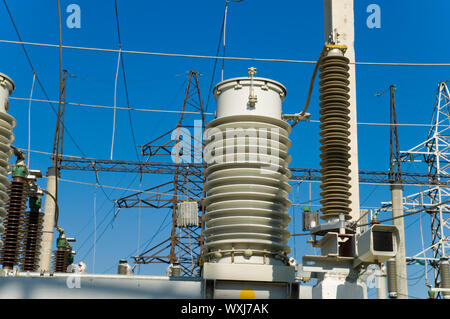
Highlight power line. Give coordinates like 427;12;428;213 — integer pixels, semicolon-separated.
1;1;87;157
18;145;450;190
77;174;141;260
3;38;450;67
114;0;140;161
111;47;121;160
12;96;450;128
356;198;450;227
292;200;450;237
100;209;172;274
27;74;36;168
205;1;226;113
58;178;178;198
79;173;145;264
79;206;116;261
74;173;135;238
10;96;215;115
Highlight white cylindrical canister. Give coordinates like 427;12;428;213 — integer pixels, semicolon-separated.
203;70;292;267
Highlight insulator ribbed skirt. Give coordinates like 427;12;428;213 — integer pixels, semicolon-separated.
318;54;352;220
20;209;44;272
202;115;292;265
441;260;450;299
0;177;27;268
53;248;70;273
386;258;398;298
0;112;15;220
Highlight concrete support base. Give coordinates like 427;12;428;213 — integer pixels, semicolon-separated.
202;262;295;283
312;272;367;299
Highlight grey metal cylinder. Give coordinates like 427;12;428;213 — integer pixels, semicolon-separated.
441;259;450;299
117;259;131;275
171;262;181;277
386;258;398;298
202;73;292;266
38;166;58;272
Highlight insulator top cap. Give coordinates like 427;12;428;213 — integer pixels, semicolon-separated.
0;73;15;94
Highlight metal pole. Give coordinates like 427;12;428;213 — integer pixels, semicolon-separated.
376;264;387;299
389;85;408;298
391;184;408;298
221;0;229;81
38;166;58;271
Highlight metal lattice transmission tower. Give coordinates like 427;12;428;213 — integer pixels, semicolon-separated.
117;70;206;277
400;81;450;297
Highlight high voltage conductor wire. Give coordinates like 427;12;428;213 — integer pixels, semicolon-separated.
100;209;172;274
27;74;36;168
356;198;450;228
114;0;140;162
74;173;136;238
76;173;141;254
11;96;450;128
55;0;64;203
205;1;226;113
16;147;450;189
10;96;216;115
291;199;450;237
111;49;121;161
79;172;144;263
3;39;450;66
1;1;87;157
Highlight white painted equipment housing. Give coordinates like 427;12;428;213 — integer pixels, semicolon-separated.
0;73;16;235
213;76;286;120
356;224;399;264
202;71;295;282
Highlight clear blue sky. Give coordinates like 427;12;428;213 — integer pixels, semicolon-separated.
1;0;449;299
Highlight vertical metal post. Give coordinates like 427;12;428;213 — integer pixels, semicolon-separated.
38;166;58;271
221;0;229;81
39;70;67;272
389;85;408;298
376;264;387;299
391;185;408;298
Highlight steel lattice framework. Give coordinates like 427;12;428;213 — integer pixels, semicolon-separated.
120;70;206;277
58;158;450;186
397;81;450;298
56;83;450;287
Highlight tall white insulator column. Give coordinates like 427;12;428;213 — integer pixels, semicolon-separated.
0;73;16;247
202;68;292;268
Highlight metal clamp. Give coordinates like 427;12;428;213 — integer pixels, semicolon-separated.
248;67;258;107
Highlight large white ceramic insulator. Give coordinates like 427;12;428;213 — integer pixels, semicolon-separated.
202;73;292;266
0;73;15;222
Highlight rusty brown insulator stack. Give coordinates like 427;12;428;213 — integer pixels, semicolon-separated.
20;196;44;272
53;234;73;273
318;49;352;221
0;176;27;269
53;248;70;273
